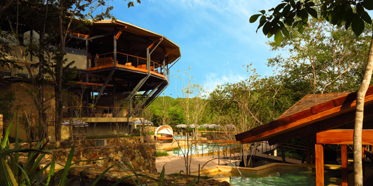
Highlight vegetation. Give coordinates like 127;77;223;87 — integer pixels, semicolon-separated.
155;151;169;157
0;91;15;123
1;115;197;185
250;0;373;184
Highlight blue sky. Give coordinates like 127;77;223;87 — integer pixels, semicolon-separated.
110;0;281;97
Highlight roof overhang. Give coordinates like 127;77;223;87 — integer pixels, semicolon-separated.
235;86;373;145
92;20;181;64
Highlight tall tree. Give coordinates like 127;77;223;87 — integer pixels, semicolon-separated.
250;0;373;184
49;0;140;141
267;19;371;94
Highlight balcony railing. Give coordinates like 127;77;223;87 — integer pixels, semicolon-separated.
92;52;168;77
65;47;87;56
62;105;142;118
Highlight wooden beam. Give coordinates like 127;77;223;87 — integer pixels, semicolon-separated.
315;144;324;186
165;48;175;57
316;130;373;145
237;86;373;144
115;27;127;40
69;32;89;38
148;38;161;49
341;145;348;186
76;82;113;87
94;69;115;105
267;103;373;145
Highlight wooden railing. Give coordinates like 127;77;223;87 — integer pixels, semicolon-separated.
93;52;166;75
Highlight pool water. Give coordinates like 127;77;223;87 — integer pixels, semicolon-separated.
172;143;235;156
228;167;340;186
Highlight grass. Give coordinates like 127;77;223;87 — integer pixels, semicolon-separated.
156;151;169;157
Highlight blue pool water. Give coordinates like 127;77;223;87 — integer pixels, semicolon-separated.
228;166;340;186
172;143;236;156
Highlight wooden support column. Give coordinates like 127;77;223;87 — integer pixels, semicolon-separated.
306;139;311;164
281;144;286;163
341;145;348;186
114;34;117;67
86;39;89;69
315;144;324;186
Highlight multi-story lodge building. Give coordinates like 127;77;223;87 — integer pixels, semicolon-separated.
0;20;180;140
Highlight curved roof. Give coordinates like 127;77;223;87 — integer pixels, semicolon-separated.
92;20;181;64
154;125;173;136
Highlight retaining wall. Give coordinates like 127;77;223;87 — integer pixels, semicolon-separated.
11;136;157;173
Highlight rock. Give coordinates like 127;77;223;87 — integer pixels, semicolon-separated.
218;181;230;186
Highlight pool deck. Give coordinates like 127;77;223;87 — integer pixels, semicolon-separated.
156;148;304;175
156;154;241;174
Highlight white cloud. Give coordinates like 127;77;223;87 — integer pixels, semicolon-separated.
203;71;246;94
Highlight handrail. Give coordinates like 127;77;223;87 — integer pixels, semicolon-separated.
97;51;162;67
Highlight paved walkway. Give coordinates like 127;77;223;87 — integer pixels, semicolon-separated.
156;150;302;175
156;155;240;175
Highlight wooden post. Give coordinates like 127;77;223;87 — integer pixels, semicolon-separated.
341;145;348;186
315;144;324;186
113;34;117;67
0;114;3;139
281;144;286;163
86;39;89;69
306;139;311;164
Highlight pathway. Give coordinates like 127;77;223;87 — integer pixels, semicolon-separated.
156;150;301;174
156;155;240;175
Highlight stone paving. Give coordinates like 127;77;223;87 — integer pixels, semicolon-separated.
156;155;240;175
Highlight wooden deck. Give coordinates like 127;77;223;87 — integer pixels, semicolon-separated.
87;63;166;79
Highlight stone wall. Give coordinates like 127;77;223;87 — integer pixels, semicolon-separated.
11;137;141;149
53;143;156;173
12;136;157;173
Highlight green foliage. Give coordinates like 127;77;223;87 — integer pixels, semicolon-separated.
0;91;14;122
155;151;169;157
267;18;372;94
251;0;373;45
149;96;187;125
0;115;116;186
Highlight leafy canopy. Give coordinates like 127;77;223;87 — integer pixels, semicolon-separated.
250;0;373;45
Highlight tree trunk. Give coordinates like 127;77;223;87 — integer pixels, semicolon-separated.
54;2;65;141
354;36;373;186
55;87;62;141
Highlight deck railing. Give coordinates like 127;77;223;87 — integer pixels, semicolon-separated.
62;105;142;118
93;52;167;77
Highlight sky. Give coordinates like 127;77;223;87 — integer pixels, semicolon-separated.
110;0;282;97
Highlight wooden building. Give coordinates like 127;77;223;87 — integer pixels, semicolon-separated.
0;20;180;140
236;86;373;185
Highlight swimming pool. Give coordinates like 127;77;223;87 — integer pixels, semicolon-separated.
227;166;340;186
172;142;238;156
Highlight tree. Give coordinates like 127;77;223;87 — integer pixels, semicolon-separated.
48;0;140;141
158;93;171;126
250;0;373;184
267;18;371;94
189;85;208;139
3;0;54;139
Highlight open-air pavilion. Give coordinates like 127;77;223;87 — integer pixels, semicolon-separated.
236;85;373;186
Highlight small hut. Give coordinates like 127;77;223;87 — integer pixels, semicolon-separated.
154;125;173;143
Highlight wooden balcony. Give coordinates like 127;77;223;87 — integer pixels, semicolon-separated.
88;52;167;80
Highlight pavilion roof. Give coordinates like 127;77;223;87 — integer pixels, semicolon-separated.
277;92;349;119
235;86;373;144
